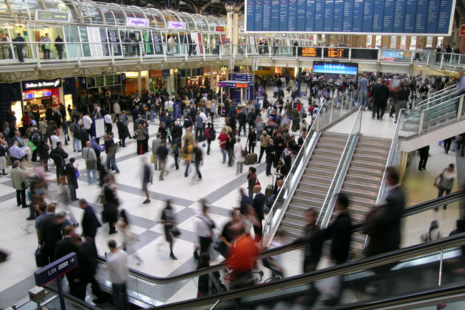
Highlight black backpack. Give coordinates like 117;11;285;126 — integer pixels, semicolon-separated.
31;132;41;146
210;127;216;141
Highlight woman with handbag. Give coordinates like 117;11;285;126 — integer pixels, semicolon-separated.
161;200;178;260
102;174;119;234
434;163;457;211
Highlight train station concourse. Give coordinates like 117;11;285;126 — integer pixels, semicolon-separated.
1;0;465;309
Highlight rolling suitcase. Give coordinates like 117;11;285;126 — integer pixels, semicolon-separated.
244;153;257;165
265;176;275;200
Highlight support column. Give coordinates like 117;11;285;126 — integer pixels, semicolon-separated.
233;12;239;53
226;11;233;41
138;71;142;95
210;69;213;92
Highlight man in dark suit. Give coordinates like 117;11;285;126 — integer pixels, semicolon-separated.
372;79;391;120
50;141;68;183
65;158;79;201
79;123;89;150
11;130;25;148
39;203;63;263
364;167;405;259
370;78;382;119
79;199;101;242
252;185;266;240
54;225;75;261
72;237;104;303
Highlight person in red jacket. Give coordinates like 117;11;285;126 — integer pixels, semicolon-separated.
218;128;228;164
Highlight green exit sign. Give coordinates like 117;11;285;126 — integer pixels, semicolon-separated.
35;10;70;22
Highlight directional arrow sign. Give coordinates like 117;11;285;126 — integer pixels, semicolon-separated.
34;253;78;287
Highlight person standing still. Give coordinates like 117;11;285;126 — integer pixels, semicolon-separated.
152;133;162;171
234;137;245;175
65;158;79;201
418;145;430;171
11;160;28;209
358;73;369;109
106;240;130;310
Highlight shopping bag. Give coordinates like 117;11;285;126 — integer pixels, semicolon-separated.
151;154;154;164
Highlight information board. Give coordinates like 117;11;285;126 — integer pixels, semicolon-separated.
246;0;455;35
313;62;358;75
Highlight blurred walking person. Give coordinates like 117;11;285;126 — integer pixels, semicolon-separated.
160;201;178;260
194;202;216;259
434;163;456;211
106;240;130;310
141;157;152;204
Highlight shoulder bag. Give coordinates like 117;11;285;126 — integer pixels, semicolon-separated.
85;149;96;170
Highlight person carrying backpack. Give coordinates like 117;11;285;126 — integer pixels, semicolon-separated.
29;124;43;162
204;122;216;155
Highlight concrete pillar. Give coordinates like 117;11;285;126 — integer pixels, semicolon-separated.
138;71;142;94
226;11;233;41
210;69;213;91
145;71;150;92
233;12;239;51
461;36;465;53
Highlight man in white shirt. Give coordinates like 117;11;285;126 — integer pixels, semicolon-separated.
167;98;174;113
82;113;93;137
104;113;112;133
199;109;207;130
50;131;60;150
113;101;121;122
106;240;129;310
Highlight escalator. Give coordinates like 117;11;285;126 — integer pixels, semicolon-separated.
141;192;465;310
75;192;464;310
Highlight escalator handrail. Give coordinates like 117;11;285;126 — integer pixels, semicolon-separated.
150;232;465;309
96;192;465;285
421;93;465;112
43;284;101;310
414;84;457;109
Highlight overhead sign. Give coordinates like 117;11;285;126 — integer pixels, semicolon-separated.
22;79;61;90
35;10;69;23
126;17;149;27
300;47;321;57
245;0;455;35
220;66;228;71
34;253;78;287
230;73;253;83
313;62;358;75
218;81;254;88
150;70;170;78
216;26;226;32
325;48;349;58
168;21;186;30
383;51;405;58
461;25;465;36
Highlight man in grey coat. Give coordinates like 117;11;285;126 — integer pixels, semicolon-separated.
11;160;32;217
151;133;162;170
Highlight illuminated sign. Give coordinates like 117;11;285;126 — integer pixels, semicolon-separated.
326;48;348;58
313;62;358;75
35;10;69;22
461;25;465;36
22;79;61;90
126;17;149;27
168;21;186;29
220;66;228;71
302;47;319;57
216;26;226;32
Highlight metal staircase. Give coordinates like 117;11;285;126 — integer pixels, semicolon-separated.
281;132;348;240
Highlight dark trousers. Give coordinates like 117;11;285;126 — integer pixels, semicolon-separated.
258;146;266;162
69;184;77;200
108;212;117;233
195;126;203;138
266;160;272;175
239;123;246;136
119;136;126;147
207;140;211;154
249;143;255;154
373;102;385;120
57;49;63;59
74;276;103;301
16;189;26;207
274;150;282;167
105;123;112;133
419;152;428;170
56;165;63;181
195;161;202;179
437;187;452;210
174;153;179;169
444;138;453;154
199;236;212;255
137;140;143;155
16;46;23;62
227;148;234;166
80;140;86;150
44;49;50;60
112;283;130;310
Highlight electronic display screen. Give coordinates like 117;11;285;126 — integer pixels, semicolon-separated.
313;62;358;75
23;93;33;100
246;0;454;35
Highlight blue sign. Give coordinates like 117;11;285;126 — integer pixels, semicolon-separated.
246;0;454;35
313;62;358;75
34;253;78;287
231;73;254;83
162;69;170;77
383;51;405;58
173;101;181;119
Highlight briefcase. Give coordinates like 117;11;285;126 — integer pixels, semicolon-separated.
35;246;48;268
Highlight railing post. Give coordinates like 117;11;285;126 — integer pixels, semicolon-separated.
219;43;222;60
418;110;425;135
163;44;167;62
440;53;444;68
457;96;464;122
426;51;430;65
329;101;333;123
245;45;248;58
269;43;272;58
341;96;344;116
139;43;143;63
459;55;462;66
348;48;351;62
110;43;115;64
35;43;41;68
410;51;414;65
77;43;81;66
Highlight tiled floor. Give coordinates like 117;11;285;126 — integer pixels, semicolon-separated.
0;89;462;308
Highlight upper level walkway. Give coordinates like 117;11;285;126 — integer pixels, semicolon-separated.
0;43;461;83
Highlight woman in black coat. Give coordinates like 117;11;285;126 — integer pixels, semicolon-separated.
246;128;257;154
38;140;50;172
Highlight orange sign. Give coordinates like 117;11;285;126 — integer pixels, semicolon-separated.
216;26;226;32
327;48;344;58
461;25;465;36
150;70;163;78
302;47;318;57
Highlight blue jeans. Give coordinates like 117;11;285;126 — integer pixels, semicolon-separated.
359;91;368;108
185;161;190;177
73;136;81;151
205;107;210;116
221;148;226;162
112;283;130;310
194;161;202;180
64;132;69;145
266;160;272;175
150;109;155;122
437;186;452;209
87;169;97;185
106;155;120;173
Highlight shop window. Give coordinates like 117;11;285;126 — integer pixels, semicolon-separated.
390;36;397;49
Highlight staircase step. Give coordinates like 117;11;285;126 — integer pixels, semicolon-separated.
288;202;323;213
346;173;383;183
304;167;336;176
302;174;333;184
349;195;377;208
293;193;326;205
281;217;307;229
310;154;341;163
355;147;389;157
347;166;384;177
316;142;347;150
295;188;328;199
299;180;332;191
343;179;381;192
357;138;391;149
351;159;387;170
352;153;388;163
342;187;379;200
313;148;344;157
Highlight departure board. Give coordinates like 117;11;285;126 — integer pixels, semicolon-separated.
246;0;455;35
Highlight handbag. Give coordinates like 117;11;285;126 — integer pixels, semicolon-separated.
35;246;48;268
170;225;181;237
241;149;248;157
150;154;154;164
